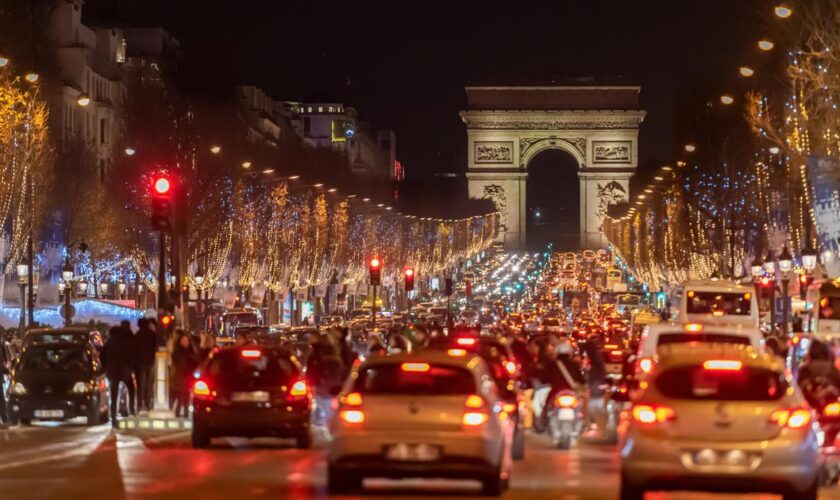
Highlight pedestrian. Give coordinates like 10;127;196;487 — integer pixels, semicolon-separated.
305;335;345;425
133;317;157;413
101;325;137;426
171;330;197;418
0;335;10;427
198;332;216;363
328;326;356;379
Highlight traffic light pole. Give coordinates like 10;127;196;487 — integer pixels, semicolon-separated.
158;231;167;311
372;285;377;329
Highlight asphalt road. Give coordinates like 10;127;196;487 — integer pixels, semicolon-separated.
1;422;839;500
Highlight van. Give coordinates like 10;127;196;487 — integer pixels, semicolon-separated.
674;280;759;329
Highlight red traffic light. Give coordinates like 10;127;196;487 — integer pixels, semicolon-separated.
404;268;414;277
154;177;171;195
369;257;381;270
160;314;173;326
799;274;809;284
760;276;772;287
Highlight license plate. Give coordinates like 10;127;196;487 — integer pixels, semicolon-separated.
231;391;269;403
385;443;441;462
34;409;64;418
558;408;576;420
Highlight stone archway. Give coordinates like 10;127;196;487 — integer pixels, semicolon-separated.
462;85;646;249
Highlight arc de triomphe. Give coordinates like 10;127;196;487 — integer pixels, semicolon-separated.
462;86;646;249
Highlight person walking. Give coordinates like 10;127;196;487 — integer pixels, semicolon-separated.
133;318;157;413
0;335;11;427
171;331;197;418
101;325;137;426
305;335;345;425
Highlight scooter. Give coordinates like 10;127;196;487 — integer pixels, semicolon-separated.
546;390;583;449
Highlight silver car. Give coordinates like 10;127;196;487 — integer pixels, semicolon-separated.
328;351;514;495
619;342;821;500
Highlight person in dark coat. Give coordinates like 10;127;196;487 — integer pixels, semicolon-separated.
306;336;344;425
133;318;157;412
171;331;197;418
101;325;137;425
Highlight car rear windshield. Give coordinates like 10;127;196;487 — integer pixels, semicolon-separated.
20;346;90;372
28;332;87;345
655;364;786;401
206;351;299;384
354;364;476;395
657;333;751;347
686;291;751;316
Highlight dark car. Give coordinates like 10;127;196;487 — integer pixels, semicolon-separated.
23;327;104;351
191;346;312;448
8;343;109;426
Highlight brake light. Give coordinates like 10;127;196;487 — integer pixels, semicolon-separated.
343;392;363;406
639;357;654;374
465;394;484;409
193;379;213;399
605;344;618;349
702;360;742;371
241;349;261;358
463;412;489;426
771;408;811;429
825;402;840;417
401;362;430;372
684;323;703;332
289;379;308;398
611;350;623;356
632;404;676;424
504;360;517;376
502;403;517;414
447;349;467;357
456;337;477;346
339;410;365;424
556;394;577;408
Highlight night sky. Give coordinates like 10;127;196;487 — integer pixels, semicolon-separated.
90;0;768;178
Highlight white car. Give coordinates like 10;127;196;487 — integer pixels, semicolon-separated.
328;351;514;495
620;342;820;499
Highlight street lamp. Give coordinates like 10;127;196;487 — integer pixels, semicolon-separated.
16;264;28;337
118;280;126;300
765;250;777;330
751;254;764;278
78;281;89;296
62;259;74;326
24;72;39;83
0;55;8;67
802;245;818;273
778;246;793;339
774;5;793;18
778;246;793;273
764;250;776;275
76;93;91;107
100;282;109;298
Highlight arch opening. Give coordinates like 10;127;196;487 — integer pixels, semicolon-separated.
526;148;580;251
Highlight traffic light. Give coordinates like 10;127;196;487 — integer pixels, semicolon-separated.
151;176;173;231
760;276;772;287
369;256;381;286
404;267;414;291
799;274;813;299
445;277;453;296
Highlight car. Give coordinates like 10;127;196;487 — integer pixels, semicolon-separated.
619;342;820;500
541;317;564;333
8;342;109;426
319;315;344;327
191;345;312;448
23;327;104;351
328;351;514;495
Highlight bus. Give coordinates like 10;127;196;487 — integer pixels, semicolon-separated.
805;279;840;342
675;280;759;329
606;266;623;291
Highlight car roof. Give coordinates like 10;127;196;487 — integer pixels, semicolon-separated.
359;350;486;371
681;279;753;293
655;342;783;372
22;342;91;351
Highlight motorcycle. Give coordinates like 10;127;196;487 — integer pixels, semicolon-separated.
546;390;583;449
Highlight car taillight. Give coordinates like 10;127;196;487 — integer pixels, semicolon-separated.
702;360;742;371
401;362;430;372
504;360;517;376
638;357;654;374
288;379;309;399
456;337;477;346
502;403;517;414
825;402;840;417
463;394;489;427
631;404;676;424
556;394;577;408
241;349;261;358
771;408;811;429
193;379;213;399
338;392;365;424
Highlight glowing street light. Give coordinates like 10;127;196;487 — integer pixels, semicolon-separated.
720;94;735;105
769;146;780;154
241;161;251;168
0;56;8;67
774;5;792;18
684;144;696;153
24;72;39;83
124;147;136;156
76;93;91;107
210;145;221;154
262;168;275;174
739;66;754;77
758;39;775;51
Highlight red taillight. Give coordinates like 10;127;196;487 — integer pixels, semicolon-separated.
825;402;840;417
463;412;489;426
556;394;577;408
241;349;261;358
401;362;430;372
456;337;477;346
771;408;811;429
193;379;213;399
465;394;484;409
631;404;676;424
288;379;309;398
339;410;365;424
338;392;365;424
462;394;489;427
702;360;742;371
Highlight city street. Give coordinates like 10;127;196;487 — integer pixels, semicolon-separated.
1;423;838;500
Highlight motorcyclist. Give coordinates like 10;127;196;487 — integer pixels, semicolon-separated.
798;339;840;410
525;337;582;430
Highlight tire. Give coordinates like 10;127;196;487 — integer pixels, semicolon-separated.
512;427;526;460
191;427;210;449
481;471;504;496
327;466;360;494
619;474;644;500
295;430;312;449
784;479;818;500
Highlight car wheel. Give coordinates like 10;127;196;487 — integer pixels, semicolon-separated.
619;474;644;500
327;466;360;494
295;430;312;449
191;427;210;449
511;426;526;460
481;471;504;496
783;479;817;500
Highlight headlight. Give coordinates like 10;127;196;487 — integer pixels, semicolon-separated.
10;382;27;396
71;381;94;394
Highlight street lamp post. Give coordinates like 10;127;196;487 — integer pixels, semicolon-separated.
778;246;793;340
751;254;764;319
118;279;126;300
194;273;205;330
765;250;777;328
62;259;75;326
16;264;27;337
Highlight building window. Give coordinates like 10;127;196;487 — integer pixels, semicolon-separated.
317;106;323;113
328;106;334;113
303;117;311;135
307;106;312;113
